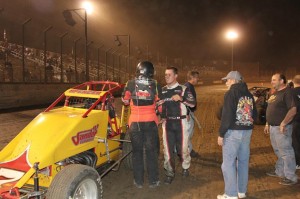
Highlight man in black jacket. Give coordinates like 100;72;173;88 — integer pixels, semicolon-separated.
217;71;257;199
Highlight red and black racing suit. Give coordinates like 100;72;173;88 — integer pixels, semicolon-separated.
122;78;162;186
160;82;196;177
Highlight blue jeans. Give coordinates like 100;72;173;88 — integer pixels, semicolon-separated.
270;125;298;182
222;129;252;197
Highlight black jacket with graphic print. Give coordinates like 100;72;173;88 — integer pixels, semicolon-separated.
219;82;257;138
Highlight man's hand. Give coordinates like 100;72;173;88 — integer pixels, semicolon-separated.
264;125;270;134
217;136;223;146
159;118;166;124
279;123;286;134
171;94;182;102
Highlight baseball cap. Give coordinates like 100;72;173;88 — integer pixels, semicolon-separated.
222;71;242;81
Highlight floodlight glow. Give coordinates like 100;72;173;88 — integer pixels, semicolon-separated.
226;30;238;40
82;1;93;14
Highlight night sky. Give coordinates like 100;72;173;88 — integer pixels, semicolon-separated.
1;0;300;69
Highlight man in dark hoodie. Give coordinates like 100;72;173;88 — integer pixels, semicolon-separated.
217;71;257;199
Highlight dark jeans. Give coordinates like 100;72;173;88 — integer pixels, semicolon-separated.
292;121;300;165
129;121;159;185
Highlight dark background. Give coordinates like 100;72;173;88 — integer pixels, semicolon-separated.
1;0;300;70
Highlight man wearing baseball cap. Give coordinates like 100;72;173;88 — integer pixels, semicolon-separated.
217;71;257;199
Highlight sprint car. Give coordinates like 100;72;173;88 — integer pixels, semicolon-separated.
0;81;132;199
248;86;271;125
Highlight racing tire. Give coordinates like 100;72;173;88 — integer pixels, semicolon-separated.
255;107;266;125
46;164;103;199
122;132;133;170
122;132;149;171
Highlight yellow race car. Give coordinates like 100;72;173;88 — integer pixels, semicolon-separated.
0;81;131;199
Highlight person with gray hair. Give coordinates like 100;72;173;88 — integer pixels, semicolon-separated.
292;75;300;169
217;71;257;199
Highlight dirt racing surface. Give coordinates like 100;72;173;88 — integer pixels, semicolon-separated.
0;83;299;199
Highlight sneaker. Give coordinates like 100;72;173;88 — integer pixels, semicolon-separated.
133;180;143;188
182;169;189;177
279;177;297;186
238;193;246;198
190;150;200;158
164;176;173;185
149;181;160;188
266;170;282;178
217;194;238;199
296;165;300;170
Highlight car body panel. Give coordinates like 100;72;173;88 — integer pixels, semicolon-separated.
0;81;126;198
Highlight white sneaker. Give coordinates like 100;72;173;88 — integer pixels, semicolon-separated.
217;194;238;199
296;165;300;170
238;193;246;198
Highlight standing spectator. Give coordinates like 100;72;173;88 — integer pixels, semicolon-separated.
217;71;256;199
160;66;196;184
292;75;300;169
184;71;200;157
122;61;162;188
24;68;32;82
264;73;298;186
66;66;74;83
80;70;86;82
4;61;13;82
45;62;54;82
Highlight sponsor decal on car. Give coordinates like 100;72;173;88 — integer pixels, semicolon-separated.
72;124;99;145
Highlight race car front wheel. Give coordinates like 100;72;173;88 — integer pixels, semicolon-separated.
46;164;103;199
122;132;133;169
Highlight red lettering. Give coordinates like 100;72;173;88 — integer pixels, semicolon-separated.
72;124;99;145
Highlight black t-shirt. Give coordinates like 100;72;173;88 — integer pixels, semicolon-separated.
292;87;300;122
266;87;295;126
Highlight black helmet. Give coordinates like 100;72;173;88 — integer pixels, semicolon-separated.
136;61;154;78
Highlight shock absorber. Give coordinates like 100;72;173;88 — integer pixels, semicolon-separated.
33;162;40;199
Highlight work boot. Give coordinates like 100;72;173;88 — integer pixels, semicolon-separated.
133;180;143;189
149;181;160;188
164;176;173;185
279;177;297;186
182;169;189;177
266;170;283;178
190;150;199;158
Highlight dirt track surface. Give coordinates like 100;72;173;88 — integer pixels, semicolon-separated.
1;83;299;199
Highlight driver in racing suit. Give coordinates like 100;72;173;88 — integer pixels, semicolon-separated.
159;66;196;184
122;61;162;188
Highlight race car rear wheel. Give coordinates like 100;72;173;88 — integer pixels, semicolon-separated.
46;164;103;199
122;132;133;169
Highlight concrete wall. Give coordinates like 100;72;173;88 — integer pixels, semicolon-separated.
0;83;77;110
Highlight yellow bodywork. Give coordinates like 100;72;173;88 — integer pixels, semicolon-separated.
0;82;128;195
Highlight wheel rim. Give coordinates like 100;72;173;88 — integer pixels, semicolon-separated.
73;178;98;199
